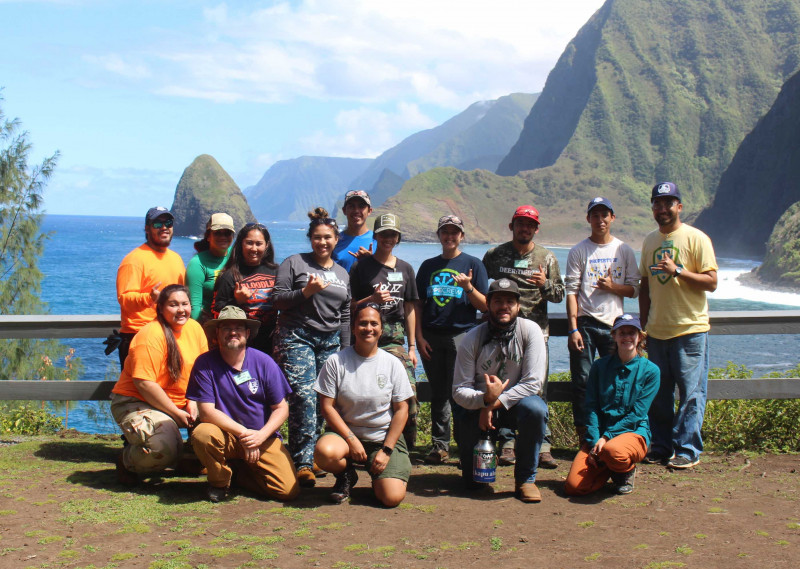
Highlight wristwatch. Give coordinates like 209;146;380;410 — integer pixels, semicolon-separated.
674;266;683;277
381;445;394;456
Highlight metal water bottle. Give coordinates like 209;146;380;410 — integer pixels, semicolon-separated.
473;431;496;483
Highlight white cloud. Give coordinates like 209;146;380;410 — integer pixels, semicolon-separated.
299;102;436;158
83;0;606;109
82;53;151;80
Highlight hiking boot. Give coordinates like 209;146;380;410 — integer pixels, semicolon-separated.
538;451;558;469
424;447;449;465
297;466;316;488
115;452;138;487
207;485;229;503
668;456;700;469
498;447;516;466
313;462;327;479
330;466;358;504
515;482;542;503
610;467;636;494
643;452;673;466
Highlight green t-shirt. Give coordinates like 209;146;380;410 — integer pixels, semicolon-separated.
186;248;231;321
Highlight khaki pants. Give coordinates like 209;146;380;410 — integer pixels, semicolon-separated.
111;394;183;474
565;432;647;496
191;423;299;501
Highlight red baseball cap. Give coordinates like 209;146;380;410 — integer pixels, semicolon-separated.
512;205;540;224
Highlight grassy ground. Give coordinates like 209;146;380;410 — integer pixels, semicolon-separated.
0;432;798;569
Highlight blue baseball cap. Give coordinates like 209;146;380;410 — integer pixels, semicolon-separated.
587;196;614;214
612;313;642;332
651;182;681;203
145;206;173;223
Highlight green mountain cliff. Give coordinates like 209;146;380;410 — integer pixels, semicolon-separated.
170;154;255;236
696;68;800;259
756;201;800;287
399;0;800;245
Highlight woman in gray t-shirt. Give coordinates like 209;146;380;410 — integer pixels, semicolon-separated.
314;303;414;507
272;207;351;489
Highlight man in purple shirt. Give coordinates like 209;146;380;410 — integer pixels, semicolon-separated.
187;306;299;502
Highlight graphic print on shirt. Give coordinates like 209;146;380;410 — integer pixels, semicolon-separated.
587;256;622;287
372;281;404;311
426;268;464;308
648;241;684;285
241;273;277;321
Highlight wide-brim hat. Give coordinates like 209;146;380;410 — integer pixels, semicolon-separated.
203;305;261;335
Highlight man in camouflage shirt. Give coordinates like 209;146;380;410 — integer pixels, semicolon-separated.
483;205;564;468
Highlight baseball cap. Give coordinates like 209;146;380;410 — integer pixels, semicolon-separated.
512;205;540;224
208;213;235;232
651;182;681;202
374;213;401;236
344;190;372;207
587;197;614;214
611;313;643;332
145;206;173;223
437;214;465;232
486;278;521;300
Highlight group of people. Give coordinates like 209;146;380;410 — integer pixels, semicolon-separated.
109;181;717;506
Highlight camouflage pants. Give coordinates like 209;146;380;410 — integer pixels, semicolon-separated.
111;393;183;474
273;325;340;469
380;320;418;450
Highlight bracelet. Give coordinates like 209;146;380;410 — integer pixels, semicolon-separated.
568;328;579;335
408;343;416;347
466;287;474;294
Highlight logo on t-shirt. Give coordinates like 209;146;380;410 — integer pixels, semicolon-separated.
377;374;387;389
649;246;682;285
427;269;464;307
248;379;259;395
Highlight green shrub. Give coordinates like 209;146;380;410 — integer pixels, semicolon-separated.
0;403;63;435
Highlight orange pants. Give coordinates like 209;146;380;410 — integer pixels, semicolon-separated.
565;432;647;496
191;423;300;501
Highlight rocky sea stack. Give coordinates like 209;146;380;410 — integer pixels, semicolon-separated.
170;154;256;237
756;201;800;289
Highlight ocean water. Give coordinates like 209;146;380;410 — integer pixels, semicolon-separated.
34;215;800;433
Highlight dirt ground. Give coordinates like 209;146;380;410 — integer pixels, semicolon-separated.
0;433;798;569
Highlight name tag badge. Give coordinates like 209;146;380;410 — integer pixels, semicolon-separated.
323;271;337;281
233;370;253;385
514;259;529;269
387;271;403;282
662;240;673;249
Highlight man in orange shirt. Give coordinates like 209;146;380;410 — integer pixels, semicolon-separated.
116;207;186;366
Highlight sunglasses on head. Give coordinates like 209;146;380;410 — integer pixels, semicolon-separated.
151;219;174;229
310;217;337;227
244;222;268;231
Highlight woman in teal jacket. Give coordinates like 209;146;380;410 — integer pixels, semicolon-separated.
565;314;659;496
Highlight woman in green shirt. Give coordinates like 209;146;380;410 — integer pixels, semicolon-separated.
185;213;235;323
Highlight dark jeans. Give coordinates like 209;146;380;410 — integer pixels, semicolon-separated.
118;332;137;368
569;316;615;427
453;395;548;484
420;328;463;451
497;337;551;453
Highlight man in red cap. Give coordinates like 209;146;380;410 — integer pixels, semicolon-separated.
482;205;564;469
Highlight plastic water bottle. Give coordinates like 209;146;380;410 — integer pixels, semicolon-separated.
473;431;496;483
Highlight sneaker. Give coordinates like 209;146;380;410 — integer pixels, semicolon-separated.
668;456;699;469
642;451;673;466
207;485;229;503
515;482;542;503
538;451;558;469
498;447;516;466
297;466;316;488
115;452;138;487
424;447;449;465
330;466;358;504
610;467;636;494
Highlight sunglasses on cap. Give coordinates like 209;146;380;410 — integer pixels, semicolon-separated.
151;219;174;229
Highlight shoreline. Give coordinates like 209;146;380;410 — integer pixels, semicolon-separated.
737;269;800;295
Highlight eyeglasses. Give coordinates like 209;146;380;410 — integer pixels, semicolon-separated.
651;200;678;211
310;218;337;227
151;219;174;229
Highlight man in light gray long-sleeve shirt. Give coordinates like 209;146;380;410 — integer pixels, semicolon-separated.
452;278;548;503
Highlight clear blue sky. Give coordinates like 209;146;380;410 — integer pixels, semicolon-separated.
1;0;605;216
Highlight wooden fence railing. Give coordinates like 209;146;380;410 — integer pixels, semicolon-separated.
1;311;800;402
